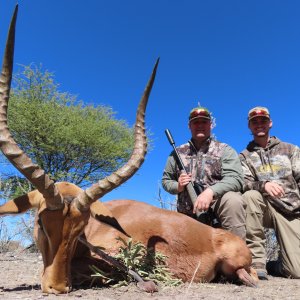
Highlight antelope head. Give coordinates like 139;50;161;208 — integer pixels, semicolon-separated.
0;6;158;293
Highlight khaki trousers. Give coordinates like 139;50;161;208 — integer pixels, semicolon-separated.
243;190;300;278
212;191;246;240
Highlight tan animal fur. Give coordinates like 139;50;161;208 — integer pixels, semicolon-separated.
75;199;258;286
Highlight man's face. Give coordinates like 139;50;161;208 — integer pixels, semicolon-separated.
189;118;211;141
248;116;272;137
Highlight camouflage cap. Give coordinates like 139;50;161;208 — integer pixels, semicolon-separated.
248;106;270;121
189;107;211;122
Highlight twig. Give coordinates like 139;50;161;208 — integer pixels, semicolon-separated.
185;260;201;294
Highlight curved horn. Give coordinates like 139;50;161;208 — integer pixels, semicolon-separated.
75;58;159;210
0;6;63;210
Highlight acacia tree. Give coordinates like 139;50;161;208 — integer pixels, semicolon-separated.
1;64;135;196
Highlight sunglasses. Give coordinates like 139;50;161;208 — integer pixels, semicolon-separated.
248;109;269;119
189;109;211;119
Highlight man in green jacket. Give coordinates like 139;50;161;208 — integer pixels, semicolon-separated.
240;106;300;280
162;106;246;240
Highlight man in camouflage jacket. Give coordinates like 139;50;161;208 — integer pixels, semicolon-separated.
162;107;246;239
240;106;300;280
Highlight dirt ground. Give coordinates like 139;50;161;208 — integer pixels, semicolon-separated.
0;251;299;300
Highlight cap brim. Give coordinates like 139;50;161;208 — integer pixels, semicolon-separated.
189;116;211;122
248;115;270;121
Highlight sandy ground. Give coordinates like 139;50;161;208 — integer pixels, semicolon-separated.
0;251;300;300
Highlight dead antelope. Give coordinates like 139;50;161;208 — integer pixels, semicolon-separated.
74;199;258;288
0;6;158;294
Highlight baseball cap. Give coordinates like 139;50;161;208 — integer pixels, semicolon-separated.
189;107;211;122
248;106;270;121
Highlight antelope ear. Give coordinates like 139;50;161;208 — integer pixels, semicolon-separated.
0;190;42;216
90;201;114;220
90;201;129;237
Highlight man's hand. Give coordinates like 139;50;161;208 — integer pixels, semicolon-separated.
264;181;285;198
193;188;214;213
177;172;192;193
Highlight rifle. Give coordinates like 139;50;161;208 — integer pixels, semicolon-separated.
165;129;213;225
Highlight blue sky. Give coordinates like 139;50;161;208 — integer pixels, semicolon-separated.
1;0;300;208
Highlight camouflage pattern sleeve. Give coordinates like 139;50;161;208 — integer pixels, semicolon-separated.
162;151;179;195
209;145;244;198
239;151;267;193
291;145;300;191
